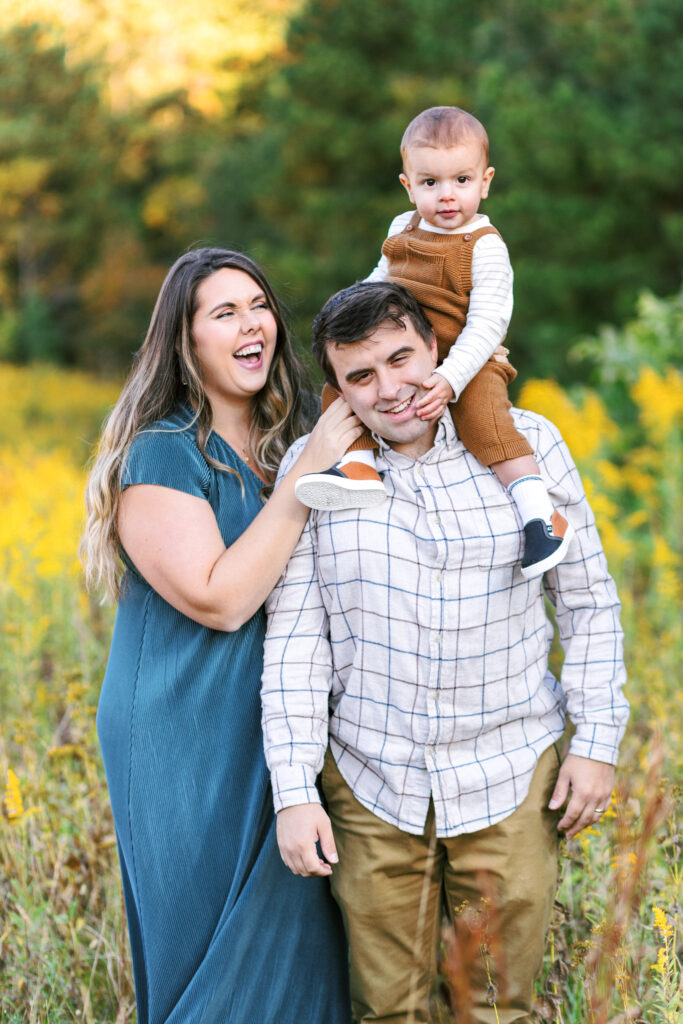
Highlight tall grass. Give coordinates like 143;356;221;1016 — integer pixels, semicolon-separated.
1;360;680;1022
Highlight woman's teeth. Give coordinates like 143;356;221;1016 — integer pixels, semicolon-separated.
235;343;263;361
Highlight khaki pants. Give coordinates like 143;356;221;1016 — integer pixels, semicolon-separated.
321;745;561;1024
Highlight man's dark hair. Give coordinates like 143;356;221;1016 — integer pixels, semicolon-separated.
311;281;434;387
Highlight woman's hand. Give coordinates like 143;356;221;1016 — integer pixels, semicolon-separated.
292;396;365;478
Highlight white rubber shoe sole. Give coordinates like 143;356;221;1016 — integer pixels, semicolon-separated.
294;473;388;511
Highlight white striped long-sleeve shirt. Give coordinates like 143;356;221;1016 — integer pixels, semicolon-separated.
366;212;513;401
261;410;628;838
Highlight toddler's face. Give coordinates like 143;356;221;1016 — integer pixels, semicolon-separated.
400;139;494;231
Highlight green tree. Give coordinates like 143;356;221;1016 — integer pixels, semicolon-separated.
0;24;122;362
211;0;683;381
0;24;219;370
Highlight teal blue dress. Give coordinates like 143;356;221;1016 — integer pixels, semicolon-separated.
97;404;350;1024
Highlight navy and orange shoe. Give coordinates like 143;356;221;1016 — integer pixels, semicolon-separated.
521;511;575;580
294;461;387;511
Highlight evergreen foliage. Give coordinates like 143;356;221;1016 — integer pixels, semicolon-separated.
0;2;681;377
213;0;683;380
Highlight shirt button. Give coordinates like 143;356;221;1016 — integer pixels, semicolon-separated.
433;635;441;645
426;744;435;755
464;233;473;241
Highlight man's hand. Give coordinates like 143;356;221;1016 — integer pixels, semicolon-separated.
549;754;615;838
276;804;338;877
416;373;455;420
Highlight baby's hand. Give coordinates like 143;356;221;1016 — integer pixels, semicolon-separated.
416;373;455;420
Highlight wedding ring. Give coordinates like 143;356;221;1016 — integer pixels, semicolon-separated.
594;807;605;815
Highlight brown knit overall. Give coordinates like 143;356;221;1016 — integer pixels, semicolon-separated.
322;213;533;465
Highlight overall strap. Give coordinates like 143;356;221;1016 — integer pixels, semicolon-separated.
400;211;423;234
464;223;501;243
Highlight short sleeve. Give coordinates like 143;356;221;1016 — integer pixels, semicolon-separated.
122;426;211;499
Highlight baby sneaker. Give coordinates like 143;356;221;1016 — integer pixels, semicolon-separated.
294;461;387;511
521;511;575;580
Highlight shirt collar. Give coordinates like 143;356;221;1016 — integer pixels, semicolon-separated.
373;410;461;465
419;213;490;236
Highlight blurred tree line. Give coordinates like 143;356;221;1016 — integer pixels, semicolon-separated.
0;0;681;380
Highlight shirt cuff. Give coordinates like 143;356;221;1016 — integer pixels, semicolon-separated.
270;764;323;813
568;723;623;766
433;364;461;402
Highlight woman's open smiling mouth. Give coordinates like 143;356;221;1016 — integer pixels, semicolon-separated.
234;342;264;368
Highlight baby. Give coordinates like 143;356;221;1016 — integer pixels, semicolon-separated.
295;106;573;579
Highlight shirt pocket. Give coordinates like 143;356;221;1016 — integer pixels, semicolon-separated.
443;494;523;572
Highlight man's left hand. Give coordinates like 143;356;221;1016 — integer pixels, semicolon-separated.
416;373;455;420
548;754;614;838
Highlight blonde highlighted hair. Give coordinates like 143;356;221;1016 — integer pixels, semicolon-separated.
401;106;489;165
81;247;314;602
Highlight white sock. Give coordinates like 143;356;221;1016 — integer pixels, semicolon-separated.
507;475;554;527
338;449;377;470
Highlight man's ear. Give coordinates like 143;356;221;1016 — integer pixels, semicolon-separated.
399;173;415;204
428;330;438;364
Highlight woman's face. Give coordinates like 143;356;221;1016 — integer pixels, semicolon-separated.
191;267;278;410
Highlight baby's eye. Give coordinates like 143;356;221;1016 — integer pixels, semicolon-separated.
457;176;469;184
423;178;436;187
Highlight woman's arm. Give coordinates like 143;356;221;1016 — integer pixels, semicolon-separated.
117;398;363;630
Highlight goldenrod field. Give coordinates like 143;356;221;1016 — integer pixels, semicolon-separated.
0;357;680;1023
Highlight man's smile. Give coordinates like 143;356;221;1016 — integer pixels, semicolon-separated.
380;394;416;419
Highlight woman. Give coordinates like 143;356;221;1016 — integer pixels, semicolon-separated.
82;248;361;1024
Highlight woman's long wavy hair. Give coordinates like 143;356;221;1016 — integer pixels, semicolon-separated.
81;247;315;602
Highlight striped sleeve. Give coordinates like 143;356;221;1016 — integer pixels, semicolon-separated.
365;211;415;282
435;233;514;401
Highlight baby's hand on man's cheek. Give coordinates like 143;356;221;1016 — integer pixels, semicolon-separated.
416;373;455;420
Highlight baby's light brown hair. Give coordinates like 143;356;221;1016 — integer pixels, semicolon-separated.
400;106;489;166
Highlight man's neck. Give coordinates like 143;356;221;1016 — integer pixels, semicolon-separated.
386;420;439;461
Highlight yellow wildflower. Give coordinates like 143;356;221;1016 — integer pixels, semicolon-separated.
596;459;622;491
653;906;673;937
631;366;683;444
625;509;648;529
650;946;668;975
3;768;24;823
519;380;616;464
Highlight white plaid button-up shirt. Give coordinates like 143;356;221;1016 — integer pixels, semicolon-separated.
261;409;628;837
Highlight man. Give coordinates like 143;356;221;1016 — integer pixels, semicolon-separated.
261;282;628;1024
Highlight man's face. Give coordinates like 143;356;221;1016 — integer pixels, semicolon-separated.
326;318;439;458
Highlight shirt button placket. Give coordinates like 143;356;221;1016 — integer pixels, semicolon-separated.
423;459;442;758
